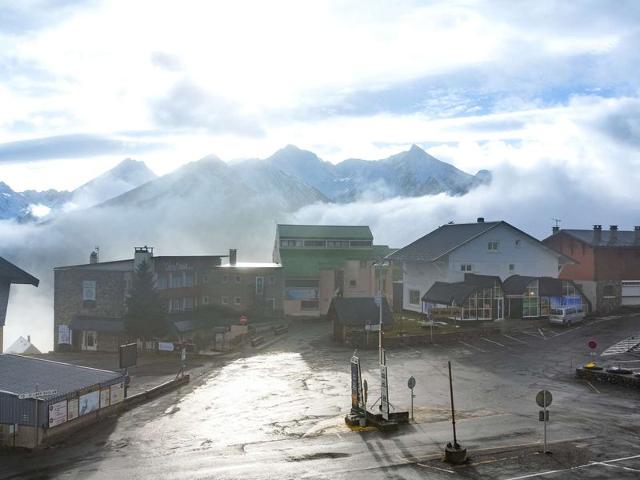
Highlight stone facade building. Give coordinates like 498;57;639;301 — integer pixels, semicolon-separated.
54;247;283;352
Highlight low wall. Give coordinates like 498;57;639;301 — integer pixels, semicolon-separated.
33;375;191;449
576;368;640;389
348;327;501;349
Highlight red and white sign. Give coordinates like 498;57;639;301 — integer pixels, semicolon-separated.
588;340;598;350
239;315;248;325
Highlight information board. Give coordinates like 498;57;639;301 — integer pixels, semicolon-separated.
48;400;68;428
79;391;100;416
67;397;79;421
110;382;125;405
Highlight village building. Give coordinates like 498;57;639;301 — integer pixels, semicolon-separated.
387;218;573;315
0;257;39;353
5;335;42;355
543;225;640;313
54;247;283;352
0;354;126;448
273;224;393;317
328;296;393;346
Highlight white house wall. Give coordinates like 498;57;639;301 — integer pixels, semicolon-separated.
449;224;559;281
402;260;448;313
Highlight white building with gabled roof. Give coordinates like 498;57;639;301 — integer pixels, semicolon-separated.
387;218;573;314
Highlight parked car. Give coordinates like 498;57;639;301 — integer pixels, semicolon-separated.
549;306;585;326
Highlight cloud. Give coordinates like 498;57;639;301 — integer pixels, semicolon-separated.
0;134;164;163
150;51;183;72
590;97;640;147
151;80;264;136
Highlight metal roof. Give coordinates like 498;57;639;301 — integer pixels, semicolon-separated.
277;224;373;240
69;316;125;333
328;297;393;326
502;275;566;297
0;256;39;286
553;229;640;247
387;221;572;263
0;354;124;397
423;282;480;305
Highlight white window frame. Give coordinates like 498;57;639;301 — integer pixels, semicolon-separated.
82;280;96;301
409;289;420;305
256;276;264;295
221;296;229;305
234;296;241;305
488;241;499;252
460;264;473;272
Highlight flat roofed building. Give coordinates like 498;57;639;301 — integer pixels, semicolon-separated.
273;224;393;317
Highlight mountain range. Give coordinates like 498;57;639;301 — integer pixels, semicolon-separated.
0;145;490;221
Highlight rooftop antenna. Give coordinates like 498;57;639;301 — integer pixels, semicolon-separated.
552;218;561;228
94;246;100;262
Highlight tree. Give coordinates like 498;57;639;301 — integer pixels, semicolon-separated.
124;260;168;339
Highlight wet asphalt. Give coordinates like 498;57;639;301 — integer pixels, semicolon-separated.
2;314;640;479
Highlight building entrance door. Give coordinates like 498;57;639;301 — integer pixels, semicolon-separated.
496;298;504;320
83;330;97;351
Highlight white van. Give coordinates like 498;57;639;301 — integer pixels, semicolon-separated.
549;306;585;326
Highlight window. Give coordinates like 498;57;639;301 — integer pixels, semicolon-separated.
409;289;420;305
184;274;194;287
170;273;183;288
515;239;521;248
184;297;194;310
223;275;229;284
463;288;493;320
349;279;357;287
266;298;276;310
327;240;349;248
234;297;241;305
256;276;264;295
301;300;319;310
509;264;515;272
170;298;182;312
202;296;209;305
280;239;303;248
235;275;241;284
350;240;372;247
82;281;96;301
523;280;539;317
460;264;472;272
488;241;499;252
304;240;326;248
221;296;229;304
157;276;167;289
268;276;276;285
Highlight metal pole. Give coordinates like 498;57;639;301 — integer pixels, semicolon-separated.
378;264;383;365
410;387;414;421
448;361;457;446
543;393;548;453
34;384;39;447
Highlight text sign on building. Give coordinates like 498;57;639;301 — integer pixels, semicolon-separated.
18;389;57;400
48;400;68;428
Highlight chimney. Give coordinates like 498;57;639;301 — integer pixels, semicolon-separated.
89;250;98;264
552;226;560;234
229;249;237;266
134;246;154;271
593;225;602;244
635;226;640;244
27;335;31;344
477;217;485;223
609;225;618;244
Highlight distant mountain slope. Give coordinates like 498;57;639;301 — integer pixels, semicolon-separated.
65;158;157;209
259;144;491;201
0;182;30;220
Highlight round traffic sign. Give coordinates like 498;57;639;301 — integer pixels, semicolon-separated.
588;340;598;350
536;390;553;408
408;376;416;389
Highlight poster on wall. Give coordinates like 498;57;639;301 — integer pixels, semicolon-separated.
48;400;68;427
58;324;71;345
100;388;110;408
285;287;318;300
110;383;125;405
67;397;79;421
79;390;100;416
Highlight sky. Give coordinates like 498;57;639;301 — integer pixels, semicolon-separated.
1;0;639;191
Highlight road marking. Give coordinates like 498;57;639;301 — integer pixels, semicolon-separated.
551;326;582;337
602;336;640;356
521;331;543;339
537;328;546;339
504;453;640;480
610;359;640;363
584;381;600;394
459;341;487;353
416;463;454;473
503;334;527;345
481;337;505;347
594;462;640;473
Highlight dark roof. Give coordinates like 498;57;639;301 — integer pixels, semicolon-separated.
387;221;572;263
464;273;501;288
422;282;480;305
503;275;565;297
69;316;124;333
551;229;640;248
329;297;393;326
0;257;39;286
277;224;373;240
0;354;124;397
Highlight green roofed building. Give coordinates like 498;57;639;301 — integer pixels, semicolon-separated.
273;225;393;316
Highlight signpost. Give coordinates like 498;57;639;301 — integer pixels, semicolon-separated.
407;376;416;421
350;354;365;414
588;339;598;362
380;359;389;421
536;390;553;454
